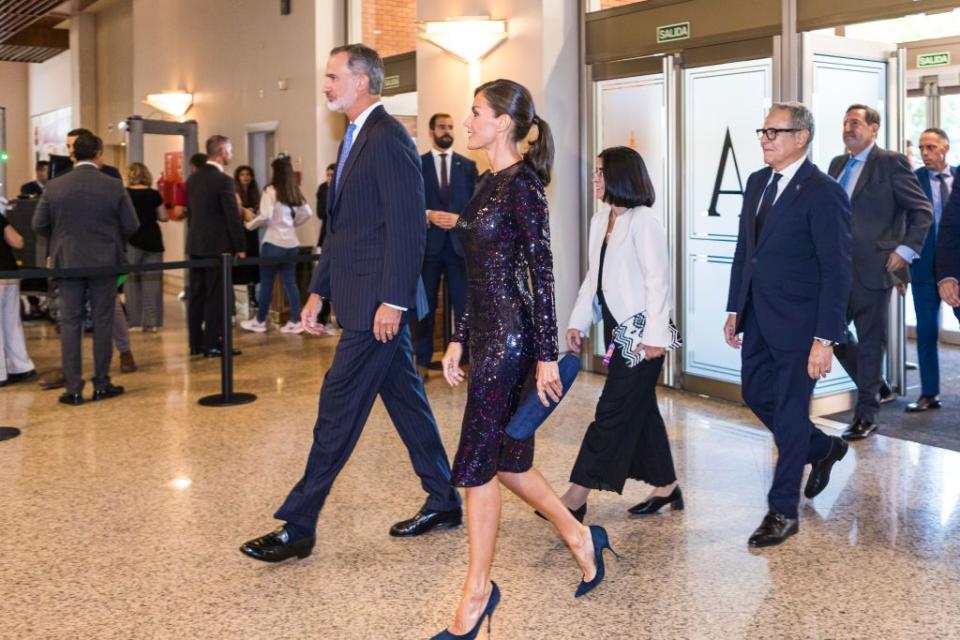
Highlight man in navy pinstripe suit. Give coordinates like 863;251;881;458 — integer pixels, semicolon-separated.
241;45;461;563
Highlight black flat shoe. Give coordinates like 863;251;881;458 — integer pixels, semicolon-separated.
905;395;941;413
879;381;895;404
842;418;877;441
535;503;587;523
6;370;38;384
804;436;848;499
389;506;462;537
92;383;125;401
240;526;315;562
628;486;684;515
58;392;84;406
748;512;798;548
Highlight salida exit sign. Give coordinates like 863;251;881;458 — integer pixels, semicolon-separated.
657;22;690;44
918;52;951;68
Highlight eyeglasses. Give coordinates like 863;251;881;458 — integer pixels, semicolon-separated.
756;128;803;141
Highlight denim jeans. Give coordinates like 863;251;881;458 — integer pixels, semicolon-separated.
257;243;300;323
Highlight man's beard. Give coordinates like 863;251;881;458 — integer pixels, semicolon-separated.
434;135;454;149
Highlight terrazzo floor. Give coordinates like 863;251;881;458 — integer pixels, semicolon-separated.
2;300;960;639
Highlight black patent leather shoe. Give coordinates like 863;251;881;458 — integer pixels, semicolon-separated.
748;512;798;548
804;437;848;499
842;418;877;441
389;506;462;537
92;383;125;401
205;347;242;358
535;503;587;523
628;486;684;515
58;391;84;406
879;381;895;404
906;395;941;413
239;526;315;562
6;369;38;384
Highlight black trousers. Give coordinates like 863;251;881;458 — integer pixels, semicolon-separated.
834;284;891;423
570;353;676;493
188;256;227;353
58;277;115;395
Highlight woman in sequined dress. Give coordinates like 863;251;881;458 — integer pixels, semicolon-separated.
431;80;615;640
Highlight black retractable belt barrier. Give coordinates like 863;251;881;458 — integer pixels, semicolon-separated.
198;253;257;407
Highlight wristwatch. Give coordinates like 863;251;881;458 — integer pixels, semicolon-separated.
815;338;835;347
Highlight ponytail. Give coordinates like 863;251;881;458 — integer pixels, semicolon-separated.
525;115;554;186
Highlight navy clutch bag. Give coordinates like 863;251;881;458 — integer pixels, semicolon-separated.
505;353;581;441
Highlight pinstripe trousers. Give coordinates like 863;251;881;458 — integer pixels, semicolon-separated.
276;322;459;529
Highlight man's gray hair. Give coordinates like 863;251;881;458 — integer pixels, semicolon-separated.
331;44;384;95
771;101;815;148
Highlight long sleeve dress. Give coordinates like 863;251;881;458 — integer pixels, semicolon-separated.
449;161;559;488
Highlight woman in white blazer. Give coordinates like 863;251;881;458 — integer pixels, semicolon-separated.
560;146;682;520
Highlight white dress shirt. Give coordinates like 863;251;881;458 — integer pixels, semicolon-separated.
430;147;453;197
245;186;312;248
206;160;225;173
758;154;806;209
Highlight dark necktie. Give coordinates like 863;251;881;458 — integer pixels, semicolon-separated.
439;153;450;208
754;172;783;238
937;172;950;226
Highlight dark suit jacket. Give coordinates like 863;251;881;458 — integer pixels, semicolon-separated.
936;169;960;283
19;181;44;198
185;164;245;256
828;146;932;290
911;166;956;284
726;159;852;350
316;182;329;247
32;164;139;269
421;151;477;257
308;105;426;330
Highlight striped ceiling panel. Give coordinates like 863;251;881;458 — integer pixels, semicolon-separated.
0;0;68;62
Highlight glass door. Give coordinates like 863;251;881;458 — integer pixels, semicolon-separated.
680;58;772;392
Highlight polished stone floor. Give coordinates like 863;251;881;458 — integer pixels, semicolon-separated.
3;301;960;639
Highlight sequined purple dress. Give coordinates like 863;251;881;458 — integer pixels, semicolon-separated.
450;161;559;488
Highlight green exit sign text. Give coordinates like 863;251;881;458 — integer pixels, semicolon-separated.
918;52;951;68
657;22;690;44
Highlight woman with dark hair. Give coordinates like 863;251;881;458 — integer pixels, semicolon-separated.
240;157;311;334
125;162;168;331
433;79;615;640
234;165;261;296
560;146;682;520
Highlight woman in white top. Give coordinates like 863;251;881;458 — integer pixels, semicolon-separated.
560;146;683;520
239;157;312;334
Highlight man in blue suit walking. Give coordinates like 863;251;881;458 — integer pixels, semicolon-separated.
907;128;955;413
724;102;853;547
414;113;478;379
936;148;960;342
241;45;461;562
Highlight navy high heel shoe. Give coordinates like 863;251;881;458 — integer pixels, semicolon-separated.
575;525;619;598
431;581;501;639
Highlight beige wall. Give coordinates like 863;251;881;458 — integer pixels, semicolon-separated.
0;62;31;198
128;0;344;267
95;0;133;148
416;0;582;341
28;50;72;118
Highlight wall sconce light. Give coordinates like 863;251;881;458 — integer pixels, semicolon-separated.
420;17;507;89
143;91;194;119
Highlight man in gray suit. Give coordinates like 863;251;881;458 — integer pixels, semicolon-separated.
828;104;933;440
33;133;139;406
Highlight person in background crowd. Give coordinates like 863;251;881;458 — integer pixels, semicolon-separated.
186;135;246;357
0;197;37;387
19;161;50;198
33;132;138;405
828;105;933;441
125;162;168;333
559;146;682;522
725;102;852;547
240;156;312;335
904;128;955;413
414;113;478;381
314;163;336;334
234;165;261;307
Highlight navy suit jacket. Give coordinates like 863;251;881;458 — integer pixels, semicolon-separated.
421;151;478;257
309;105;426;330
936;168;960;283
726;159;853;350
913;166;956;284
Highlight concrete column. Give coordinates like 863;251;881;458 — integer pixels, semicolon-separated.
69;12;97;130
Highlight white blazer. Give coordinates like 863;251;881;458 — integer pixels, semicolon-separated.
567;205;674;347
